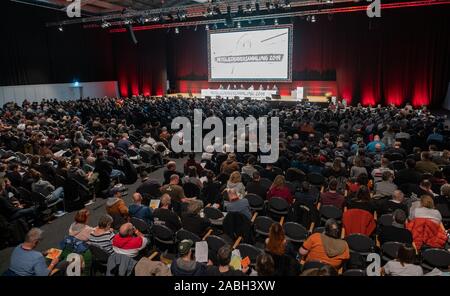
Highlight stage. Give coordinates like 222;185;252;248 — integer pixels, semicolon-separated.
172;92;330;103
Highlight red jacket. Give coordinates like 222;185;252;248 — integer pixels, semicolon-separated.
342;209;376;236
267;186;293;205
406;218;447;249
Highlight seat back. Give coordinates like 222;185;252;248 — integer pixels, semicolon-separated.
421;248;450;269
244;193;264;210
345;234;375;254
130;217;150;234
236;244;263;264
283;222;308;242
151;224;175;243
378;214;393;227
268;197;289;213
203;206;224;220
175;229;201;243
205;235;227;253
320;205;343;220
381;241;403;261
343;269;366;276
89;244;110;263
254;216;275;236
307;173;325;186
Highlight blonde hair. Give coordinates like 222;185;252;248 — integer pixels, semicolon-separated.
229;171;241;184
420;195;435;209
271;175;286;189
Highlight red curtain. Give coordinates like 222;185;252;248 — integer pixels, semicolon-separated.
113;6;450;106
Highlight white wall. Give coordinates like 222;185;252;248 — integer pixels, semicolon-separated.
0;81;119;105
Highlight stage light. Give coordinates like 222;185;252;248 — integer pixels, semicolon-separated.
245;4;253;13
205;24;209;31
311;15;316;23
177;10;187;20
174;27;180;34
236;21;241;28
74;81;79;87
101;20;111;28
58;25;64;32
274;18;279;25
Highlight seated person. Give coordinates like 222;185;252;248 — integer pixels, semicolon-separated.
379;209;413;245
410;195;442;223
68;209;94;242
245;171;268;200
153;194;182;232
345;185;376;214
105;189;129;219
226;171;245;198
374;171;398;197
382;244;423;276
224;188;251;220
200;170;222;206
163;161;183;185
160;174;189;214
0;182;36;222
136;171;161;198
128;192;153;225
183;166;203;189
181;199;211;238
378;190;409;216
171;239;207;276
7;228;59;276
184;153;204;176
207;245;247;276
112;223;148;258
265;223;301;276
267;175;293;205
30;169;64;205
88;214;115;255
320;179;345;209
299;219;350;270
241;156;258;177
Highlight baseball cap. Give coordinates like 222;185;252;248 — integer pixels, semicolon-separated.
178;239;194;256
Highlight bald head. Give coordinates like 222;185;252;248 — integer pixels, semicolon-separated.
119;223;134;237
132;192;143;204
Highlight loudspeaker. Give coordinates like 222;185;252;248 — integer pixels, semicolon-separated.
125;24;138;44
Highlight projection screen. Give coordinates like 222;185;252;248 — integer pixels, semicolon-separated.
208;25;293;82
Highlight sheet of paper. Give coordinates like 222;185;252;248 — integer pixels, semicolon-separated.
195;241;208;263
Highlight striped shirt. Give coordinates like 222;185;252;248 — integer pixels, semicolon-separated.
88;231;115;254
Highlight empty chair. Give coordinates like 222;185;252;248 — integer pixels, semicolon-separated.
254;216;275;237
130;217;150;234
151;224;175;246
343;269;366;276
378;214;393;227
244;193;265;212
283;222;308;243
267;197;290;218
421;248;450;271
345;234;375;256
236;244;263;264
381;241;403;262
203;206;224;226
319;205;343;222
176;229;201;243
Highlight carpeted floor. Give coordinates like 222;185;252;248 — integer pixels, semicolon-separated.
0;156;189;274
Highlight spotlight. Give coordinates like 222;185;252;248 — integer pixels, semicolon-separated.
236;21;241;28
177;10;187;20
205;24;209;31
58;25;64;32
274;18;279;25
245;4;253;13
311;15;316;23
175;27;180;34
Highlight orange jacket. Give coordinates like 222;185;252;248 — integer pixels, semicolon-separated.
406;218;447;249
343;208;376;236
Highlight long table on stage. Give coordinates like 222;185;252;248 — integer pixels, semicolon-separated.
200;89;278;100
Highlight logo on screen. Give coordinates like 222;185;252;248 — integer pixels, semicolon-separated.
66;0;81;18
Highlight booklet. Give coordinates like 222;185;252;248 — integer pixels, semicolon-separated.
149;199;161;210
46;248;62;260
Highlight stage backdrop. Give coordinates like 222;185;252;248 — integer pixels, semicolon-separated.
1;2;450;107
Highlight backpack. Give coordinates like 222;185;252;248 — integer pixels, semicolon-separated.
60;235;89;254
